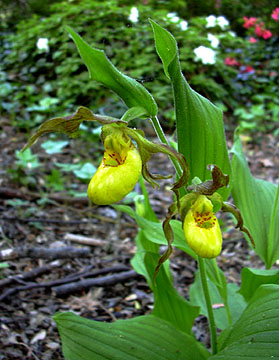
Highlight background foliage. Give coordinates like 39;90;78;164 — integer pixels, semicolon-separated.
1;0;278;134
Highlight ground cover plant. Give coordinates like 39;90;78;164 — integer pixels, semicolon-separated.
19;18;279;360
2;0;278;135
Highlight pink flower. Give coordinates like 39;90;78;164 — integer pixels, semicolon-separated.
255;24;263;37
271;8;279;20
243;16;257;28
254;23;272;39
224;57;240;66
262;29;272;39
269;71;277;76
249;37;257;43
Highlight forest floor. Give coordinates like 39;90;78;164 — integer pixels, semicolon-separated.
0;116;278;360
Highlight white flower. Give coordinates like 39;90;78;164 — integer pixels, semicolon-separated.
206;15;217;28
207;33;219;48
167;12;180;23
179;20;188;31
206;15;229;30
36;38;49;52
216;16;229;30
194;46;216;65
129;7;139;23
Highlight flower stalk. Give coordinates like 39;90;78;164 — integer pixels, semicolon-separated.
198;256;218;355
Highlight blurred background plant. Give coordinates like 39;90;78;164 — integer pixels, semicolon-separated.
1;0;278;137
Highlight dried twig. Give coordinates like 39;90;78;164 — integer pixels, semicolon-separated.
53;270;139;297
0;246;91;261
0;186;88;204
0;216;89;225
0;263;59;288
64;233;109;247
0;267;137;301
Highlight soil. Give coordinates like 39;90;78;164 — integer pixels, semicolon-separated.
0;116;278;360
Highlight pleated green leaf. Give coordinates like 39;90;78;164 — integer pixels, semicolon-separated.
116;202;199;334
54;312;210;360
231;134;279;268
150;20;231;199
133;248;200;334
239;267;279;303
115;204;197;259
66;26;157;117
210;284;279;359
190;271;246;330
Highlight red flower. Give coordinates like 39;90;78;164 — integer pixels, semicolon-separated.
243;16;257;28
224;57;240;66
249;37;257;43
271;8;279;21
262;29;272;39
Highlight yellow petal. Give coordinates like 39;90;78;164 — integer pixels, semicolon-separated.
88;146;142;205
183;196;222;258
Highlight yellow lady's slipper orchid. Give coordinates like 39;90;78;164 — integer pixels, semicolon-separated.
88;144;142;205
183;195;222;258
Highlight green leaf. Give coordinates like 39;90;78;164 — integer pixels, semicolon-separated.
121;107;148;122
127;180;200;334
190;272;246;330
56;163;81;172
73;162;96;180
15;148;41;169
45;169;65;191
239;267;279;303
21;106;125;152
210;285;279;359
149;20;177;78
41;140;69;154
231;133;279;268
150;252;200;335
150;20;231;199
115;204;197;259
54;312;210;360
132;246;200;334
125;192;199;334
0;262;9;269
203;259;230;309
66;26;158;118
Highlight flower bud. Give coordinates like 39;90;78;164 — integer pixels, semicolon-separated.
183;195;222;258
88;144;142;205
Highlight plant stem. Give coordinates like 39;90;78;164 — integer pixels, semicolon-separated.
151;115;182;177
267;183;279;269
212;259;232;325
198;256;218;355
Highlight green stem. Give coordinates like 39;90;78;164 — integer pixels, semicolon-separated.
267;183;279;269
151;115;182;177
212;259;232;325
198;257;218;355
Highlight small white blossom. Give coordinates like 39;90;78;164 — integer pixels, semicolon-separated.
206;15;217;28
167;12;176;18
129;7;139;23
207;33;219;48
179;20;188;31
194;46;216;65
36;38;49;52
206;15;229;30
228;31;236;37
167;12;180;23
216;16;229;30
